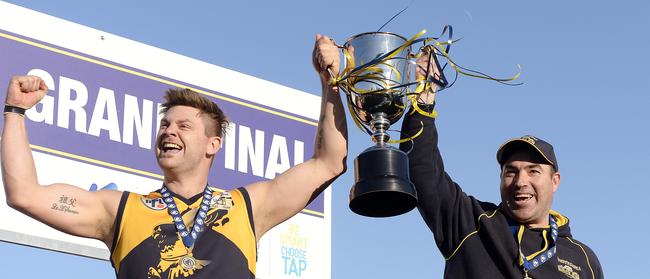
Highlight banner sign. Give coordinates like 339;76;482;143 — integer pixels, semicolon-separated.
0;2;330;278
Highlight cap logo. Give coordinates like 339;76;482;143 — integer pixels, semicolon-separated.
520;135;538;145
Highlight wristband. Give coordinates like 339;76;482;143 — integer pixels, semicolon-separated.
4;105;26;116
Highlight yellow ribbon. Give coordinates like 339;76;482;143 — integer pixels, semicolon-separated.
386;121;424;144
331;28;521;143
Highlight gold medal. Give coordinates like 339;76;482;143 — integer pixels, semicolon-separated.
180;254;197;271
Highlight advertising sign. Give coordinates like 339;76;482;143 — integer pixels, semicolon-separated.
0;2;330;278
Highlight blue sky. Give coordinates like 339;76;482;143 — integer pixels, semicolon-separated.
1;0;649;278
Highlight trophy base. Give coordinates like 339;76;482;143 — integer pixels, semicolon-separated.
349;146;417;217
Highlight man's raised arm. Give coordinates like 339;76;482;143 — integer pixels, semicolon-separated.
2;76;122;247
399;52;482;257
245;35;348;240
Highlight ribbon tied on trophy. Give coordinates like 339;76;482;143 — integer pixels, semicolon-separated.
327;26;521;218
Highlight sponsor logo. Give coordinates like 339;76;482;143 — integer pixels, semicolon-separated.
141;197;167;210
521;135;538;145
280;224;309;277
557;257;581;279
210;191;233;210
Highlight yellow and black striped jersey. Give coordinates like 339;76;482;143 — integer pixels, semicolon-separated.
110;187;256;279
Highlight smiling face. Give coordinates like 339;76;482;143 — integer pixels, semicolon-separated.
500;150;560;227
155;105;221;175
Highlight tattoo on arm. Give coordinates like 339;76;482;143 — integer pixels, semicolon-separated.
51;195;79;214
316;114;325;150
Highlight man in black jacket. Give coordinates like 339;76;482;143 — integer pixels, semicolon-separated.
400;51;604;278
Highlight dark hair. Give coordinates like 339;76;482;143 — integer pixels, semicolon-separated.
160;88;228;137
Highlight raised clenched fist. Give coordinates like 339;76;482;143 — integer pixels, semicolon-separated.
5;75;49;109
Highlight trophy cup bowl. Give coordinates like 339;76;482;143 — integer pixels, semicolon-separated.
340;32;417;217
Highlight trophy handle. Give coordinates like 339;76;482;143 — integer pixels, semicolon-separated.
325;40;356;97
408;45;448;91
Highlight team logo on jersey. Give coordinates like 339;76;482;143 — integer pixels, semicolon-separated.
141;197;168;210
210;191;233;210
557;257;581;279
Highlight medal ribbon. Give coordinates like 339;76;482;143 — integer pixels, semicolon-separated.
514;216;559;272
160;185;214;248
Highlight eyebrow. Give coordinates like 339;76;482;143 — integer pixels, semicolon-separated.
159;118;193;125
504;163;543;170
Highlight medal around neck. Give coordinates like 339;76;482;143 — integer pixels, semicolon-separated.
180;254;198;271
329;26;521;217
518;216;559;273
160;185;214;249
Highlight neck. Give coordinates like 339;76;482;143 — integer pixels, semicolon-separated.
163;174;209;199
526;219;550;229
523;212;552;228
161;162;212;199
500;204;551;228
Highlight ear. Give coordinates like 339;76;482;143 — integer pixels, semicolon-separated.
551;171;561;193
206;136;222;156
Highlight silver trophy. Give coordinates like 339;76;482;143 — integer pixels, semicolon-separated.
333;28;519;217
335;32;427;217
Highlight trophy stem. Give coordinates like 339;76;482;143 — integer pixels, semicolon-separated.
370;112;390;146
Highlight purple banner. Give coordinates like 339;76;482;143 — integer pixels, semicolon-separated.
0;30;323;214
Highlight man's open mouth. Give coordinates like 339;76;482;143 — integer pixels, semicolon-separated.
514;193;534;202
161;142;182;153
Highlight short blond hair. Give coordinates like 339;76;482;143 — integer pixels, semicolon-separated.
160;88;228;137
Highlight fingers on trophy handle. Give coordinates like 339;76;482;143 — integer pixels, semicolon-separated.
327;68;336;80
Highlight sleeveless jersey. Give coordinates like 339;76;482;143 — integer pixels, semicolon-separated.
110;187;256;279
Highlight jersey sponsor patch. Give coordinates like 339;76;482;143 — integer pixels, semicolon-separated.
141;197;168;210
557;257;582;279
210;191;234;210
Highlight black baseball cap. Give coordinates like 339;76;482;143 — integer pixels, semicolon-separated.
496;135;558;171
